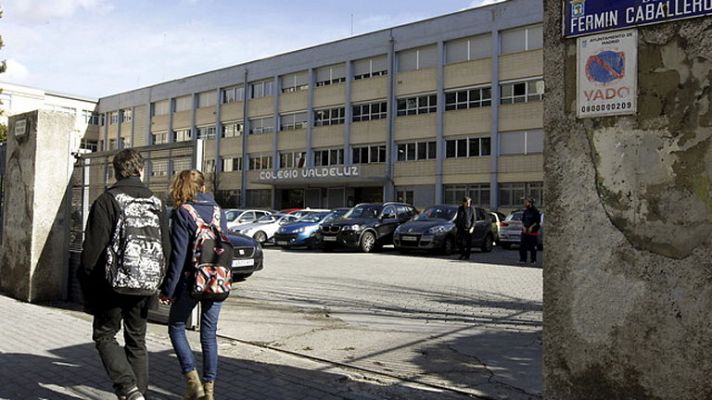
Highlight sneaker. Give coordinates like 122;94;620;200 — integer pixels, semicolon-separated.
117;387;145;400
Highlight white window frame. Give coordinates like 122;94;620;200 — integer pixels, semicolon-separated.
499;78;545;104
445;86;492;111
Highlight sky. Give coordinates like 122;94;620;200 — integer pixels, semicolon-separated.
1;0;505;98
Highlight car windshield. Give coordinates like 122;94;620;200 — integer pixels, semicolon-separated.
506;212;524;221
323;211;347;224
225;210;244;222
256;214;278;222
415;207;457;221
297;212;329;223
344;205;382;219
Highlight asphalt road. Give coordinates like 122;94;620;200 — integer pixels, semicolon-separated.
218;245;543;400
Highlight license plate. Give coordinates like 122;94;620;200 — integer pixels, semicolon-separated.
277;241;289;246
232;259;254;267
323;236;337;242
401;236;417;241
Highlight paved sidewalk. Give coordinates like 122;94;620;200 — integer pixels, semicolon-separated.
0;295;476;400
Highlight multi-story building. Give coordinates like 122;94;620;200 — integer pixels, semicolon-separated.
94;0;543;212
0;81;101;152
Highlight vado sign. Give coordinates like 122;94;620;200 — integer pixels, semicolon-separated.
259;166;360;181
577;29;637;118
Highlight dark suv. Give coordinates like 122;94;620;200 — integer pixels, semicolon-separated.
318;202;416;253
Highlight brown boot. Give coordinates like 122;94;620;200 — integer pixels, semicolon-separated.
183;369;205;400
201;381;214;400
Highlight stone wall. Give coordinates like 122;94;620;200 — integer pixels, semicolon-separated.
543;2;712;399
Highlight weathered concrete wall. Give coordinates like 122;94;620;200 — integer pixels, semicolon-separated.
0;111;74;302
544;2;712;399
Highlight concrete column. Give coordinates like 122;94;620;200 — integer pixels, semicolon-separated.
116;110;122;150
489;29;501;210
0;111;75;302
385;33;396;202
190;93;198;142
240;70;249;208
145;99;152;145
434;41;445;205
306;68;315;168
214;87;223;180
168;98;174;143
272;75;280;169
343;60;353;166
544;1;712;398
130;105;136;148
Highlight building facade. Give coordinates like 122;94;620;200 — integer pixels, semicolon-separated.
94;0;543;212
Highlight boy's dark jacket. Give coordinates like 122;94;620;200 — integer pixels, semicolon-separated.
79;176;171;314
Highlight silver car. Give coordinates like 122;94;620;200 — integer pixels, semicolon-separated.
498;211;544;250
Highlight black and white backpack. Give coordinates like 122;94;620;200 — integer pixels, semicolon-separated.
105;190;166;295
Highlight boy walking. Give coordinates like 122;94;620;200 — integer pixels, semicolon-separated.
79;149;171;400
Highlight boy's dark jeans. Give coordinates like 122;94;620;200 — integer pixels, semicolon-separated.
92;293;151;396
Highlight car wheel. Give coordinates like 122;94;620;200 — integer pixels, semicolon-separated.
360;231;376;253
501;243;512;250
481;234;494;253
253;231;267;244
442;236;455;255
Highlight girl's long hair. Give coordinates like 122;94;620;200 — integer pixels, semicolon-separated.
170;169;205;207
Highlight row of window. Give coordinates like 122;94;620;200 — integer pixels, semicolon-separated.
397;141;437;161
443;181;543;208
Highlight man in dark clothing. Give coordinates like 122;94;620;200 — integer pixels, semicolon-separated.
79;149;171;400
519;197;541;264
455;196;476;260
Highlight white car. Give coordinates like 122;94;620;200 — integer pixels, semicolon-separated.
225;209;273;231
232;213;300;244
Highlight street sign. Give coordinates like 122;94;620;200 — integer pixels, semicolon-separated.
577;29;638;118
14;119;27;138
564;0;712;38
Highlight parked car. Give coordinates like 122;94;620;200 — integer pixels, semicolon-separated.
274;208;349;249
225;208;272;231
498;211;544;250
231;213;300;244
394;205;494;254
318;202;416;253
489;210;507;243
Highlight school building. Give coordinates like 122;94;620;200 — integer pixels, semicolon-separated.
88;0;544;212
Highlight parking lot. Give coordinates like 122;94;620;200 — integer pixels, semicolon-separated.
218;245;543;399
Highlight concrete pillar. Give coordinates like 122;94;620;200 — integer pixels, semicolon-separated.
306;68;315;168
344;60;353;166
385;33;396;202
240;70;249;208
544;1;712;398
435;41;445;205
0;111;75;302
489;29;501;210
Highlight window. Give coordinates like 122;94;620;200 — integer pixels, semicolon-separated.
174;95;192;112
119;136;131;148
80;139;98;152
281;71;309;93
396;190;414;205
222;121;243;138
352;101;387;122
204;159;216;173
499;130;544;155
352;144;386;164
314;148;344;166
151;131;169;144
109;139;118;150
246;189;271;207
280;151;306;168
154;100;170;115
222;156;243;172
198;91;217;108
121;109;132;123
353;55;388;80
445;87;492;110
499;183;527;208
197;125;216;140
314;107;345;126
398;45;438;72
110;111;119;125
249;116;274;134
172;159;192;176
500;24;543;54
173;129;192;142
248;155;272;170
446;34;491;64
396;94;437;116
151;160;168;177
221;86;245;103
280;111;308;131
445;184;491;207
250;80;274;99
85;111;102;125
500;79;544;104
446;137;491;158
397;141;436;161
316;64;346;87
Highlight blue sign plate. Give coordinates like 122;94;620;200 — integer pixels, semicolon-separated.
564;0;712;38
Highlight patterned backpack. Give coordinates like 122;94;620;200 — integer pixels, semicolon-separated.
105;191;166;295
182;204;234;301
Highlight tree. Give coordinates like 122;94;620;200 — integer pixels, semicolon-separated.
0;8;6;142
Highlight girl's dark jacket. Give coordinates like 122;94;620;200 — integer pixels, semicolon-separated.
161;192;228;299
79;176;172;314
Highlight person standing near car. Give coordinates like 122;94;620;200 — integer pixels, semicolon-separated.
519;197;541;264
160;170;228;400
455;196;476;260
80;149;171;400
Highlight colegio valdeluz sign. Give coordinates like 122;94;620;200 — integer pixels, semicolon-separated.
564;0;712;38
259;166;360;181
